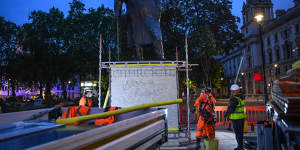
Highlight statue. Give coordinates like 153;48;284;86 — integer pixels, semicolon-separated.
114;0;165;60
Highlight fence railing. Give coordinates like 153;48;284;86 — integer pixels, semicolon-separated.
180;106;266;128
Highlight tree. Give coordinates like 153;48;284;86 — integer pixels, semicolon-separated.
0;17;19;97
161;0;241;88
20;8;66;101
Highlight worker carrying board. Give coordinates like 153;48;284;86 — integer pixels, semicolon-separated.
193;86;216;145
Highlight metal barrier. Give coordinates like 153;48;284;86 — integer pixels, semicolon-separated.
214;106;228;126
179;107;188;128
180;106;266;127
245;106;266;126
179;106;197;128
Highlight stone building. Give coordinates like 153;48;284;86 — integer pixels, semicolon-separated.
218;0;300;101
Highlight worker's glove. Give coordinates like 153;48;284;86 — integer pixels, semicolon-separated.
191;107;196;113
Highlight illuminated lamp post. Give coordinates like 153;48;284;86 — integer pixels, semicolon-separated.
241;72;245;93
255;14;269;105
271;64;279;85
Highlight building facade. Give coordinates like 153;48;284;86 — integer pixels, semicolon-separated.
219;0;300;101
216;49;242;98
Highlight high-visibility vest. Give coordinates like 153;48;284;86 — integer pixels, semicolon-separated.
229;96;247;120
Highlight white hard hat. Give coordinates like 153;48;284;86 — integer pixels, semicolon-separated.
84;88;92;94
230;84;240;91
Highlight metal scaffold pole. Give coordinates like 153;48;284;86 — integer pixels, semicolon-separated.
99;34;102;108
185;33;191;142
117;14;120;61
234;53;245;84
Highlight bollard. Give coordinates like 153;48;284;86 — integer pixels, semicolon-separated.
264;124;274;150
257;121;265;150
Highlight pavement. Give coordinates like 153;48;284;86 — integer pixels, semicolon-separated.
160;127;257;150
0;108;49;126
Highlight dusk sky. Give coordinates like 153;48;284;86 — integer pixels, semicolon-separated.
0;0;295;29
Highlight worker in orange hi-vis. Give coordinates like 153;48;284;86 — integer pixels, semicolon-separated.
193;86;216;147
79;89;93;107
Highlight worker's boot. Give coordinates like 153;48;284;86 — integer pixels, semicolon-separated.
195;138;201;150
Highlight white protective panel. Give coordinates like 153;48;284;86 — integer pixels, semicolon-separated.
111;66;178;128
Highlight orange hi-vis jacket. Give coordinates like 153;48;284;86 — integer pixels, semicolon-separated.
79;96;92;107
61;105;90;125
194;93;216;138
194;93;216;114
94;106;121;126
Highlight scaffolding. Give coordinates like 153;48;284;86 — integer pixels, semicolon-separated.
98;33;193;141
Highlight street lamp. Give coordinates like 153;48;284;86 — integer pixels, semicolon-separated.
255;14;269;105
255;15;263;23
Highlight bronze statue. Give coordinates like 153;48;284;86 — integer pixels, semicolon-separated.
114;0;164;60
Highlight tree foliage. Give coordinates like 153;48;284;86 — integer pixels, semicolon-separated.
161;0;241;88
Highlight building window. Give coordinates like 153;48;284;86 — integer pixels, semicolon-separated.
275;46;280;61
274;33;278;43
248;56;252;68
267;37;271;47
248;80;253;94
281;29;290;39
284;42;293;59
276;67;280;75
268;49;272;64
285;30;289;39
296;38;300;56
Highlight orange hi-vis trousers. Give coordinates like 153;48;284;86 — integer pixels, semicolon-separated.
196;116;215;138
